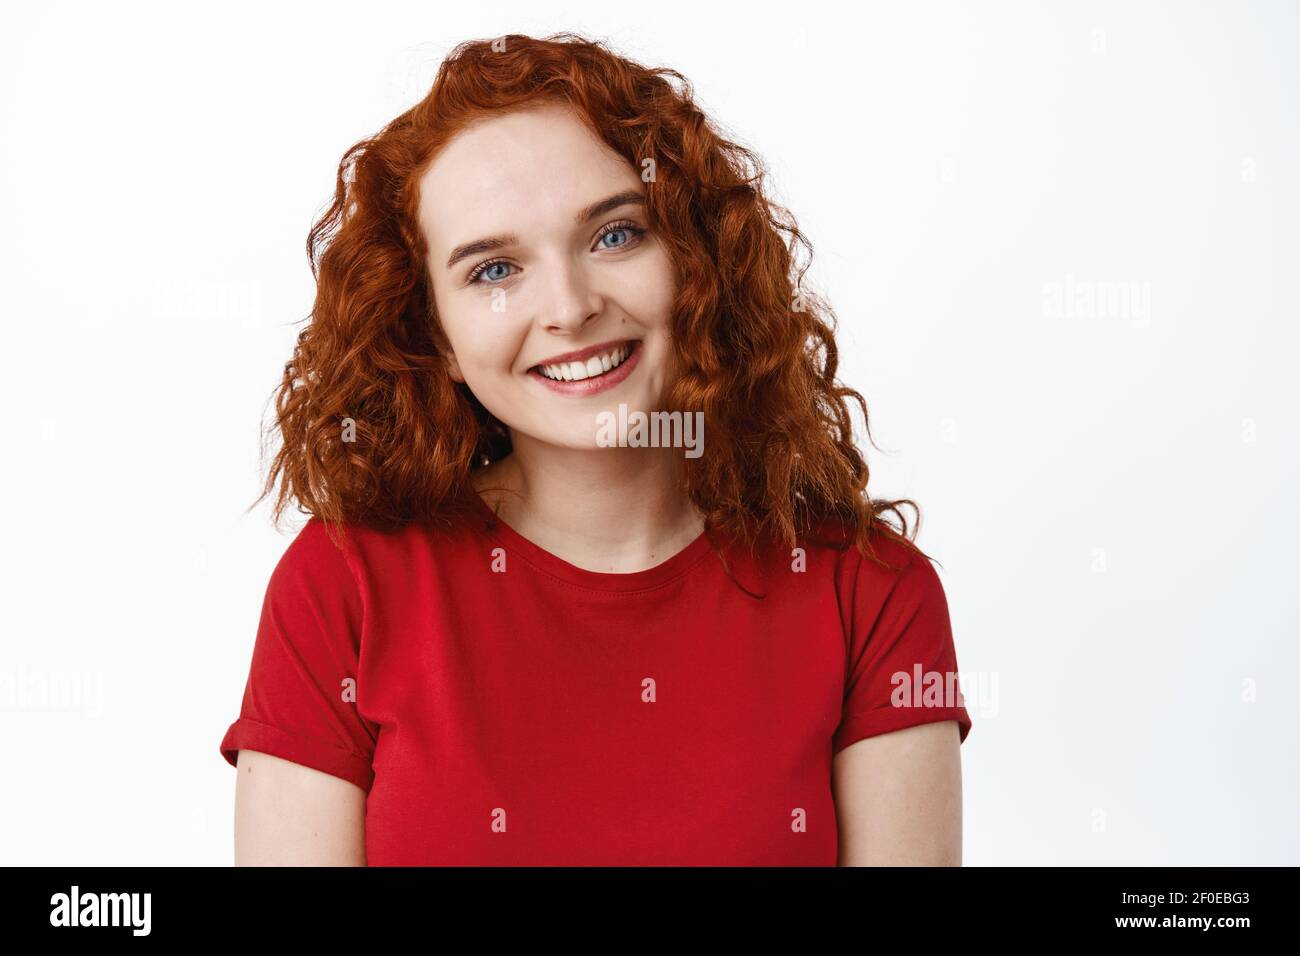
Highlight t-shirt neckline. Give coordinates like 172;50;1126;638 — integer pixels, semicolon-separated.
461;485;717;592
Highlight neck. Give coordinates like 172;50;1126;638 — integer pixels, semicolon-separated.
471;436;705;574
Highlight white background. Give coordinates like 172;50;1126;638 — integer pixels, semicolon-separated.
1;0;1296;865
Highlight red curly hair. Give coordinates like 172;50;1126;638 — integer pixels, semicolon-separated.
260;31;925;571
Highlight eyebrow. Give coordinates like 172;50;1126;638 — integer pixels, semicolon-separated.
444;189;646;270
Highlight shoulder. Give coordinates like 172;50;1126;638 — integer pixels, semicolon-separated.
797;515;946;621
265;518;362;601
726;513;938;607
800;513;935;580
273;505;486;586
276;516;358;569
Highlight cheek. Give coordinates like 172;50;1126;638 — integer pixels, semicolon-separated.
619;244;677;324
603;240;676;330
432;290;521;372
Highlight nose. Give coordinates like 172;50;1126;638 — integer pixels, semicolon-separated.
538;254;602;333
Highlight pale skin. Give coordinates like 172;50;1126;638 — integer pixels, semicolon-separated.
232;100;962;865
832;721;963;865
233;750;365;866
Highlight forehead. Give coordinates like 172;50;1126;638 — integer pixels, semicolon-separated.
417;102;637;252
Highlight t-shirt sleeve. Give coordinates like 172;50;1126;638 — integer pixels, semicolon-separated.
832;540;973;754
219;518;378;792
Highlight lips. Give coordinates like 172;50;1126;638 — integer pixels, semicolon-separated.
526;339;643;396
530;341;636;382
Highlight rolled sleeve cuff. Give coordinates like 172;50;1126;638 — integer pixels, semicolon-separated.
220;717;374;793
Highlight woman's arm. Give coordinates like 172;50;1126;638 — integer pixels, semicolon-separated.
233;749;367;866
832;720;963;866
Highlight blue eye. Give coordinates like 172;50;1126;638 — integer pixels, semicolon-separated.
466;222;644;285
599;228;631;248
595;221;644;250
468;259;515;285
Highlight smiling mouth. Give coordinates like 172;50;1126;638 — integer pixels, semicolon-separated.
529;341;639;382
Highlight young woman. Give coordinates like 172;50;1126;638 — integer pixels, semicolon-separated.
219;32;972;866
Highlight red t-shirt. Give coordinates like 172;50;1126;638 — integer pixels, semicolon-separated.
220;488;972;865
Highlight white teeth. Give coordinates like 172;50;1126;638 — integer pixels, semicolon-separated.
537;343;633;382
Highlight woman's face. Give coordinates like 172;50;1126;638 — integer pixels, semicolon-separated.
418;101;677;451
